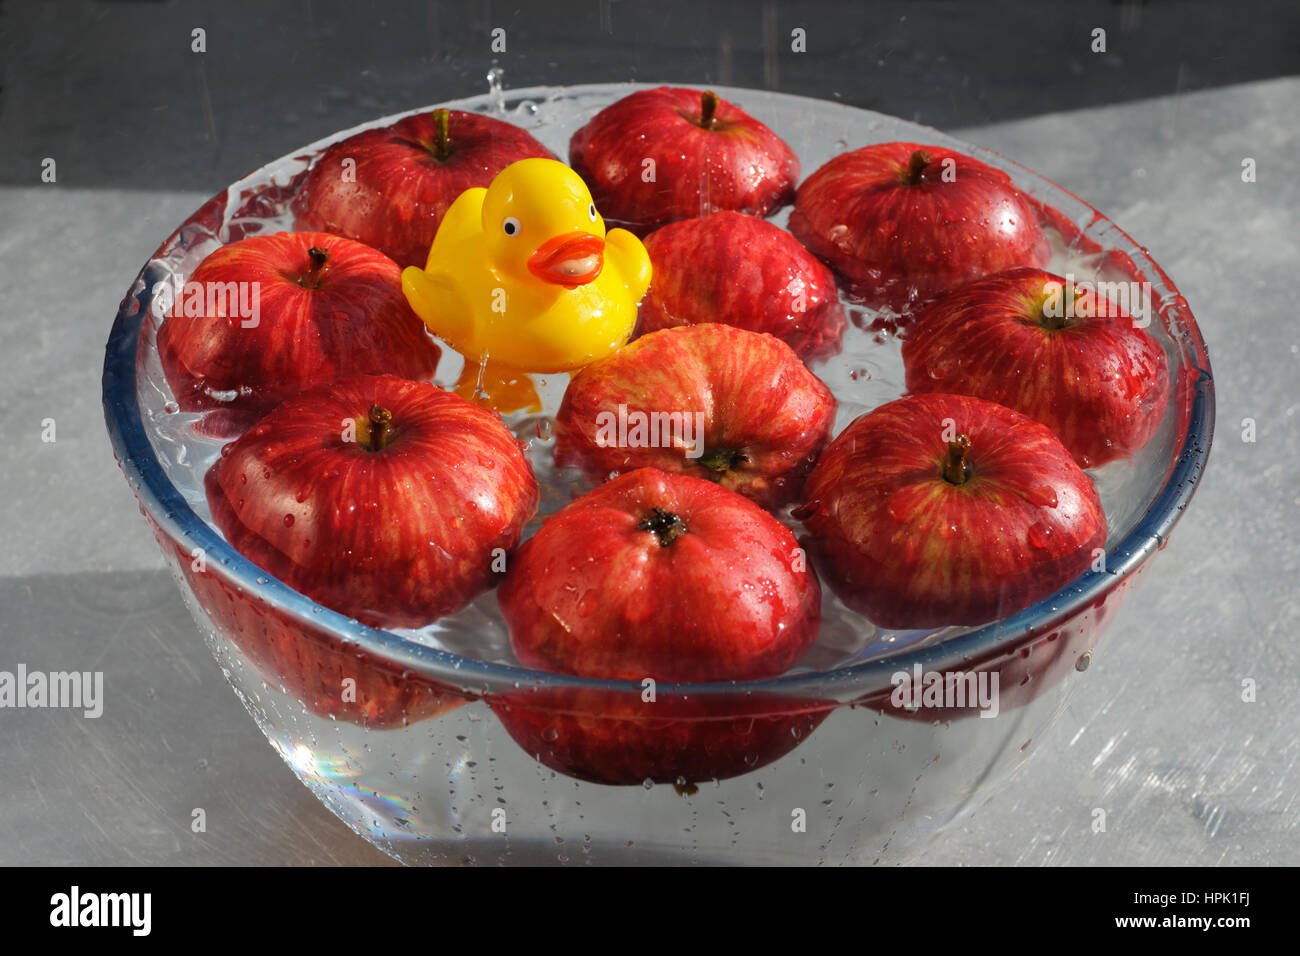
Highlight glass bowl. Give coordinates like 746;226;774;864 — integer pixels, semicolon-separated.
102;83;1214;865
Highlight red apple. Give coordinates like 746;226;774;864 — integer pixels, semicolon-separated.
901;267;1170;468
291;109;555;268
555;324;836;509
492;467;826;785
500;468;821;680
489;687;830;787
205;374;539;630
157;231;440;435
789;142;1050;314
638;211;846;361
166;528;468;729
796;393;1106;629
569;87;799;235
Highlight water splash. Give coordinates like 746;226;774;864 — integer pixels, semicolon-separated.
486;67;505;114
475;352;491;403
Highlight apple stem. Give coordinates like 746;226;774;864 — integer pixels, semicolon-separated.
367;405;392;452
638;507;688;547
699;448;748;474
942;433;972;485
904;149;932;185
432;108;452;160
1040;309;1068;332
700;89;719;129
300;246;329;288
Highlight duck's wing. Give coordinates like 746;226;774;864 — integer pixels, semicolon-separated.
401;265;474;350
425;187;488;268
404;186;488;350
604;227;653;299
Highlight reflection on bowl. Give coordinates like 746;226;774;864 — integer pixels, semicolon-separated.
103;84;1213;865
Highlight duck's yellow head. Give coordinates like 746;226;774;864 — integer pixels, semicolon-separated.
481;158;608;289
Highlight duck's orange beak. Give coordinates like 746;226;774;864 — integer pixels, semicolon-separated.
527;232;605;289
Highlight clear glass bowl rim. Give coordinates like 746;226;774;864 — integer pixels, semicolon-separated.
101;82;1216;704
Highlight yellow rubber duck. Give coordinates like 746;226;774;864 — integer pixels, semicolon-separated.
401;157;652;413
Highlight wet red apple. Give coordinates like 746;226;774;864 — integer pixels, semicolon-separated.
796;393;1106;629
556;324;836;509
500;467;821;680
492;467;826;785
901;267;1170;468
570;87;798;235
789;142;1050;315
205;374;539;630
638;211;846;361
157;231;440;436
489;687;830;787
292;109;554;268
168;529;468;730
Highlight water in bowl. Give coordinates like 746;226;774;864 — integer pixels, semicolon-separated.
133;85;1181;864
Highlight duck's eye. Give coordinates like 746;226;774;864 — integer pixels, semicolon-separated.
588;203;598;223
502;217;521;237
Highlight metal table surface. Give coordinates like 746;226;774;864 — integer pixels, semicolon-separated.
0;76;1296;866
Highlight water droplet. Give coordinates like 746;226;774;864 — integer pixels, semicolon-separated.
283;514;295;527
1014;477;1057;509
540;727;559;742
1027;521;1053;549
886;493;912;523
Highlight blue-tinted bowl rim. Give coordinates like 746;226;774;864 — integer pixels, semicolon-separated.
101;83;1216;703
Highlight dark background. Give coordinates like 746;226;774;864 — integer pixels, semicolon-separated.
2;0;1298;191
